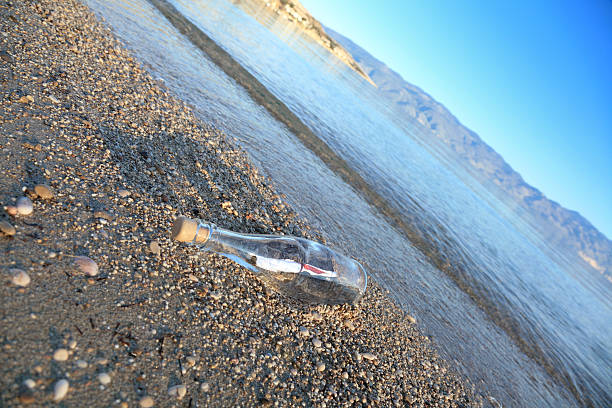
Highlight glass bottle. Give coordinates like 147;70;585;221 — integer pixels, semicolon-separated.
172;216;367;304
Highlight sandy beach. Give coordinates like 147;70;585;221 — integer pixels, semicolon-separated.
0;1;481;406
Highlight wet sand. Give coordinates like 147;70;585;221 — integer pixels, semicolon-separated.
0;0;481;406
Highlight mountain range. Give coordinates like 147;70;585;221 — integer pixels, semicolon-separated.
324;27;612;283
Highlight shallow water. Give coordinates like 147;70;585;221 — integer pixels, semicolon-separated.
86;0;612;406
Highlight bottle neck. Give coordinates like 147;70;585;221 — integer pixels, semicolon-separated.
195;222;259;257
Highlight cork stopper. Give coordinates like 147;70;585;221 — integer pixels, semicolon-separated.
171;216;210;243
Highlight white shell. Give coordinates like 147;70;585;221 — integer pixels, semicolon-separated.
16;197;33;215
53;379;69;401
74;256;99;276
10;269;30;287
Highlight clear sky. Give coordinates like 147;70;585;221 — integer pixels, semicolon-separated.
300;0;612;239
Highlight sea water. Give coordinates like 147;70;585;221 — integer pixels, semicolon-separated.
85;0;611;406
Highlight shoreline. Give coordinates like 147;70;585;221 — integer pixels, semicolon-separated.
0;0;480;406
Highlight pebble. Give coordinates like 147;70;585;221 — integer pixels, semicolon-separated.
168;384;187;399
362;352;378;361
18;392;35;405
4;205;18;216
309;311;323;321
93;210;113;221
185;356;196;367
98;372;111;385
10;268;30;287
312;338;322;348
298;326;310;337
0;220;16;236
53;348;69;361
34;184;54;199
23;379;36;389
73;256;99;276
16;196;33;215
139;395;154;407
53;379;69;401
76;360;88;368
117;189;130;198
210;291;222;300
200;382;210;392
149;240;161;255
316;362;325;372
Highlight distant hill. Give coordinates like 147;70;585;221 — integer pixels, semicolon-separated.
255;0;375;86
325;27;612;282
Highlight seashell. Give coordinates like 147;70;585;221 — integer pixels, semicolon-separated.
53;379;69;401
16;197;33;215
10;268;30;287
73;256;99;276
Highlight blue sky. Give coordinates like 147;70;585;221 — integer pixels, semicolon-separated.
300;0;612;239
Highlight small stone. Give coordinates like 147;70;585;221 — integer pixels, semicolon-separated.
341;372;349;380
23;379;36;389
47;95;60;104
68;339;77;349
93;210;113;221
312;338;322;348
168;384;186;399
53;379;69;401
407;315;417;324
76;360;88;368
98;372;111;385
34;184;54;199
185;356;196;367
316;362;325;372
10;268;30;287
53;348;69;361
210;291;222;300
18;392;35;404
344;320;355;330
0;50;14;62
5;205;18;216
0;220;16;236
117;189;130;198
17;95;34;104
16;197;33;215
139;395;154;407
362;352;377;361
74;256;98;276
298;327;310;337
200;382;210;392
310;311;323;321
149;240;161;255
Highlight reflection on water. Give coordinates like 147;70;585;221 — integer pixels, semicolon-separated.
86;0;612;406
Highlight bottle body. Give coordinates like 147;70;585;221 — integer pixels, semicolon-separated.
197;222;367;305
